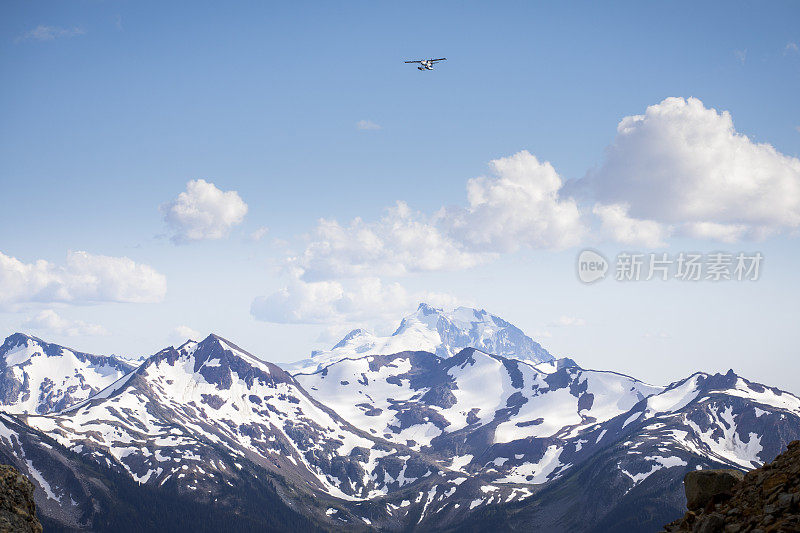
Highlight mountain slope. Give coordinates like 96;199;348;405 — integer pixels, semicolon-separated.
0;411;319;532
0;333;134;414
1;325;799;532
424;370;800;532
297;351;800;530
286;303;554;374
296;348;660;457
19;334;475;530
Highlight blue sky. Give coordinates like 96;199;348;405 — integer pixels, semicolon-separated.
1;1;799;391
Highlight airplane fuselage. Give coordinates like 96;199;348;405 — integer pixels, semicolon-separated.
406;58;444;71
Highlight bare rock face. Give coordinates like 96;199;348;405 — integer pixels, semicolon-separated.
663;440;800;533
684;469;744;510
0;464;42;533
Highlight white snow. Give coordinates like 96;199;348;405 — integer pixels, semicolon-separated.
495;445;564;484
449;455;473;471
0;336;131;415
286;304;553;374
646;375;702;414
620;455;688;485
26;460;60;501
685;405;764;468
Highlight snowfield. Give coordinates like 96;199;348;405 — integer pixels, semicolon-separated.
1;307;799;532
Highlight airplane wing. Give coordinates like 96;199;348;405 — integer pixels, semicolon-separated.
404;60;422;64
431;58;447;62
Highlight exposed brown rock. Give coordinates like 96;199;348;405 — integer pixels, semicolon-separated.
685;469;745;510
0;464;42;533
663;440;800;533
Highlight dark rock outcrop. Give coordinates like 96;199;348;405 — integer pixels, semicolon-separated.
0;464;42;533
684;469;744;510
663;440;800;532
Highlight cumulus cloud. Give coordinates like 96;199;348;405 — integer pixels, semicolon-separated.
251;275;461;325
581;97;800;242
17;25;85;42
0;250;166;309
356;120;381;131
681;221;749;243
259;96;798;316
442;151;585;252
592;203;670;247
162;179;248;244
22;310;109;337
294;202;487;281
292;152;585;281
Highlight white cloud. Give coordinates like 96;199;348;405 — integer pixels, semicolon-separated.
0;250;167;309
293;152;584;281
592;203;670;247
22;310;109;337
681;221;749;243
251;274;462;325
442;151;585;252
268;97;797;301
248;226;269;242
581;97;800;242
294;202;487;281
17;25;85;42
785;42;799;55
356;120;381;131
548;316;586;327
172;325;202;342
162;179;248;244
734;49;747;64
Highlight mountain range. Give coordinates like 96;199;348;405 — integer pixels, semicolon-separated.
284;303;555;374
0;304;798;532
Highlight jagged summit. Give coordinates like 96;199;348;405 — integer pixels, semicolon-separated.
0;332;134;414
135;333;290;387
284;303;555;374
26;330;422;507
1;329;799;532
331;328;367;350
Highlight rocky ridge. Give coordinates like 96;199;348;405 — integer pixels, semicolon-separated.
663;440;800;532
0;464;42;533
0;333;134;415
1;304;799;532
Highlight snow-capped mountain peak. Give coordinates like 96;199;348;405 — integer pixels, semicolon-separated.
130;333;290;393
0;333;134;414
3;331;800;533
27;332;433;504
285;303;554;374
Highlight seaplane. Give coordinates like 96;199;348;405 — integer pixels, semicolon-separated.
404;57;447;71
